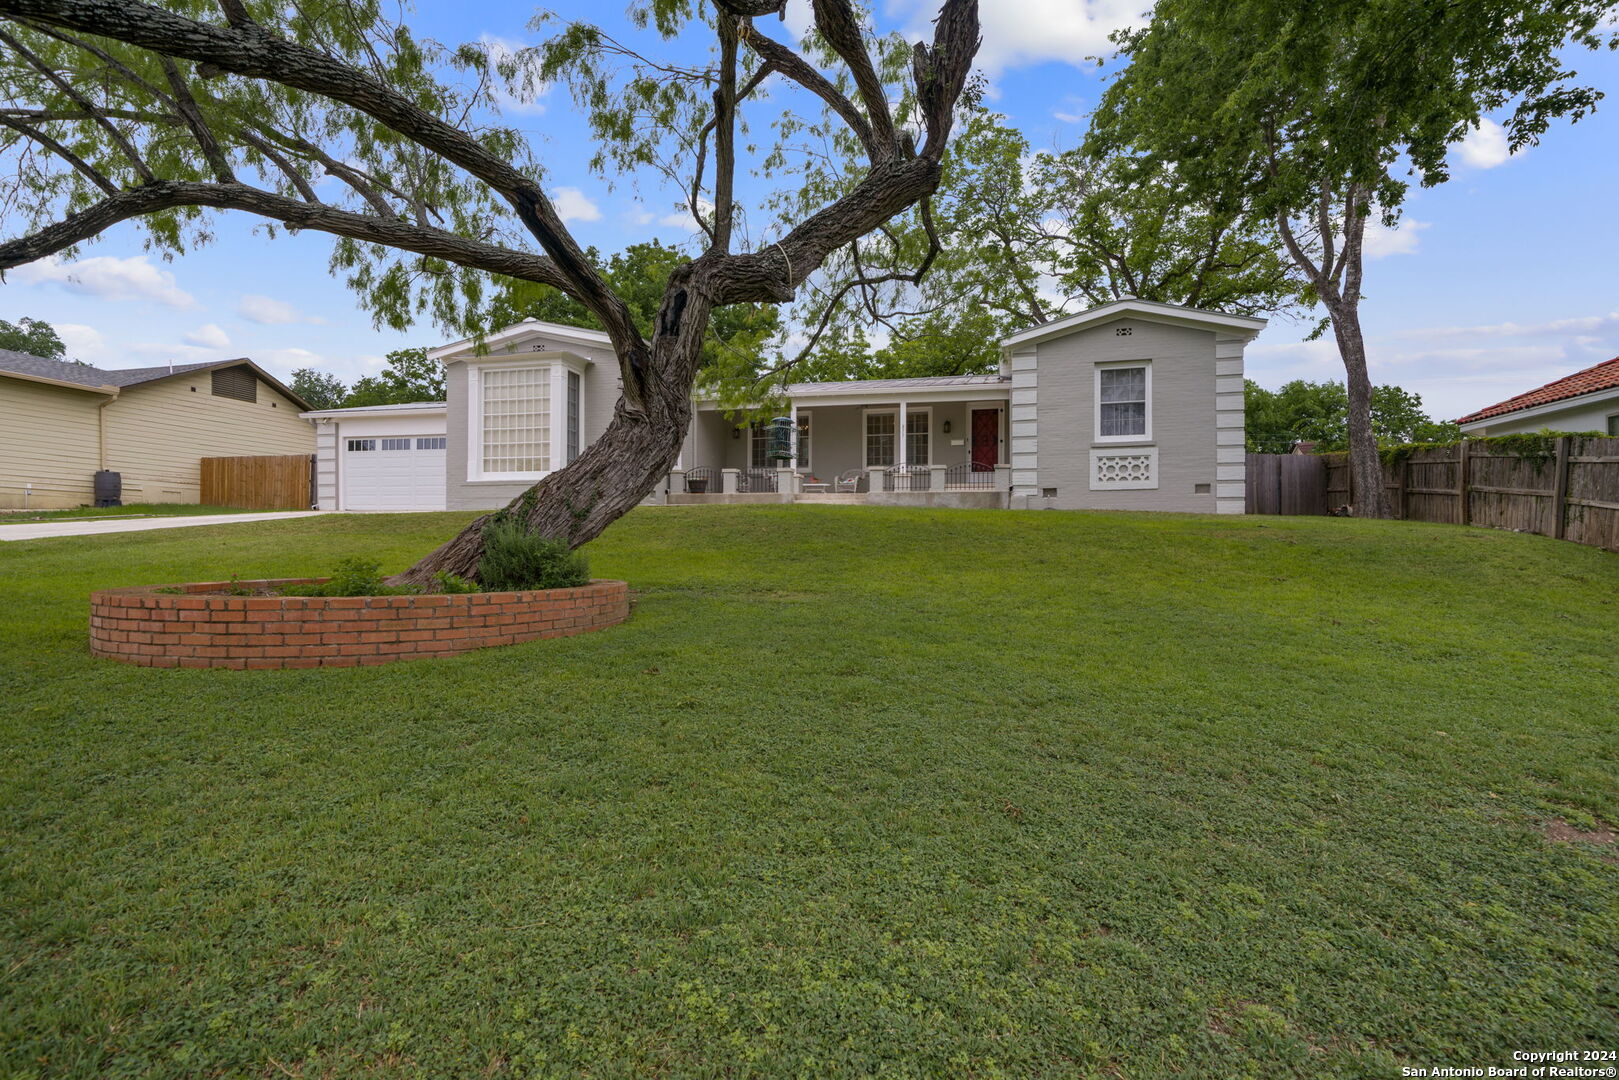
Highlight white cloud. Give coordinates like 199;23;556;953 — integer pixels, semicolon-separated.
183;323;231;348
658;198;714;233
553;186;602;223
1456;118;1511;169
14;255;195;307
897;0;1140;74
1362;216;1430;259
1403;312;1619;340
237;294;323;325
1051;96;1087;124
54;323;107;364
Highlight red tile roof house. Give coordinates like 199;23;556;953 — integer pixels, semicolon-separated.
1456;356;1619;437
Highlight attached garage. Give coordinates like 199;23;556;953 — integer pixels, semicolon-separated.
301;403;448;512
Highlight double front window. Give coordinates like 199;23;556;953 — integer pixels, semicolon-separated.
864;409;929;467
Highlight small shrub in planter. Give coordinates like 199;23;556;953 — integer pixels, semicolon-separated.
478;518;590;591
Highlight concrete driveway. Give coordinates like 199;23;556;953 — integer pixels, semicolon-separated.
0;510;327;542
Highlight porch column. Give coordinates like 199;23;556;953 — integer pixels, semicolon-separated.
668;467;684;495
929;464;946;492
788;402;798;471
721;468;739;494
897;401;908;469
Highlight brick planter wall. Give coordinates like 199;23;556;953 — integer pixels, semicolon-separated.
89;579;629;669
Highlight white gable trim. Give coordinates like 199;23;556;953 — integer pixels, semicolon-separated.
1000;299;1266;350
429;319;611;362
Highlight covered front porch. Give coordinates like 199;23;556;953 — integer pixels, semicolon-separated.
661;375;1012;506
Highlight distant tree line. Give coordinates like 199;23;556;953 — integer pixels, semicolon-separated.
289;348;443;411
1245;380;1461;454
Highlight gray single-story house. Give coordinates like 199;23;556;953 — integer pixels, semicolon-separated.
304;298;1264;514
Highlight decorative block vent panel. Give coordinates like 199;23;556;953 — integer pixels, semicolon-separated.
1114;326;1133;336
1090;448;1158;490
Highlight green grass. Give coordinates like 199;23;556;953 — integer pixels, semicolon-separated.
2;507;1616;1078
0;503;261;524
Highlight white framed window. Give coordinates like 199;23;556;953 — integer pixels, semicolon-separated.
479;365;551;478
346;438;376;452
905;408;931;464
1608;414;1619;437
750;423;770;468
749;416;812;469
416;437;446;450
865;411;896;467
1095;361;1151;443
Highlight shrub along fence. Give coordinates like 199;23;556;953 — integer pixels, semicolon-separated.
1250;436;1619;552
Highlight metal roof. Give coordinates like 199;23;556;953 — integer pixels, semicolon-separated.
785;374;1009;395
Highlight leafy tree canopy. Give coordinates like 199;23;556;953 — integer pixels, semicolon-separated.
0;315;66;360
288;367;347;411
486;240;781;382
1246;379;1462;454
343;348;444;407
790;111;1309;382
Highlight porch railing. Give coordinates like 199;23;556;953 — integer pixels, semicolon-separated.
945;461;997;489
737;467;778;493
882;464;931;492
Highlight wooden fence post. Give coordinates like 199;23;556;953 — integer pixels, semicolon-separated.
1457;440;1470;526
1552;436;1571;540
1395;457;1408;520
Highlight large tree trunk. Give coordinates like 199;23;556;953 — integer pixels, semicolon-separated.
391;282;714;588
1326;299;1388;518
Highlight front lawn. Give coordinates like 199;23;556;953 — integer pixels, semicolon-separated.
2;507;1615;1078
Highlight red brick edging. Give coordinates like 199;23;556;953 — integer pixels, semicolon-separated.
89;578;629;669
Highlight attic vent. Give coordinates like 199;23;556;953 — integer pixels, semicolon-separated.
211;366;257;403
1115;326;1133;337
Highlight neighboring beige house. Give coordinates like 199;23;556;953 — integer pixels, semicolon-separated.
1457;355;1619;437
309;298;1261;514
0;351;314;509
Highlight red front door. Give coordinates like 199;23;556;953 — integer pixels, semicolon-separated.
970;409;998;471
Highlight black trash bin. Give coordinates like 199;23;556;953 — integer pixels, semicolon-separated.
94;470;122;508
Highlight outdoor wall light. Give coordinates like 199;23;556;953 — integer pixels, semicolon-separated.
942;419;952;434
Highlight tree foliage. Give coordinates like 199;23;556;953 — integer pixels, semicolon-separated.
486;239;781;380
288;367;346;410
343;347;444;406
1246;379;1462;454
1087;0;1616;515
0;314;64;359
790;111;1308;382
0;0;983;579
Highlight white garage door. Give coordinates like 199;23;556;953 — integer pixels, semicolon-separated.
342;435;447;511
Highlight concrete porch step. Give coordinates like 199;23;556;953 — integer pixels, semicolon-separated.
793;492;867;504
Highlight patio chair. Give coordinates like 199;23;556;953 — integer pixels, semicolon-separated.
833;468;866;494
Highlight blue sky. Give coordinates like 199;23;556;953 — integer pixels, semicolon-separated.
7;0;1619;421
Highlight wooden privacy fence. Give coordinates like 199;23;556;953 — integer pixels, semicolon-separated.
200;454;314;510
1250;437;1619;552
1245;454;1327;515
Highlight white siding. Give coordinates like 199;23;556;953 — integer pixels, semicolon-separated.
0;378;105;508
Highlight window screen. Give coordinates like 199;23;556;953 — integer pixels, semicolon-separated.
905;411;930;465
865;412;896;467
482;366;550;474
211;366;257;403
1099;367;1147;437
